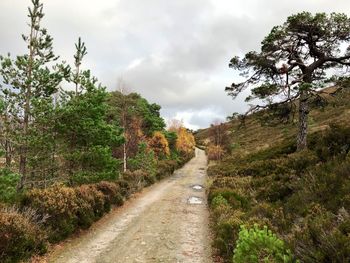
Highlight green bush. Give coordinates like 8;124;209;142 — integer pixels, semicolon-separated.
129;142;157;178
211;194;229;208
0;207;47;263
67;146;120;185
0;169;20;203
233;225;296;263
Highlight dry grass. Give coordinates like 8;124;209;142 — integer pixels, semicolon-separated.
196;87;350;156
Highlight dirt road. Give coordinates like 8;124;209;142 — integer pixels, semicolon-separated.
49;148;212;263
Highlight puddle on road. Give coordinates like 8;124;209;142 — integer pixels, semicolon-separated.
187;196;203;205
192;184;204;191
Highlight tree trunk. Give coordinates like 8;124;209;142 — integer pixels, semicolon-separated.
297;90;309;151
4;140;12;167
18;16;35;190
123;142;127;172
18;146;27;189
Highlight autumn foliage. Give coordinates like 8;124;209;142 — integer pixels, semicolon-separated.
175;127;195;155
149;131;170;158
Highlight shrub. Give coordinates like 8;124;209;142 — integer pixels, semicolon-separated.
211;194;229;209
0;169;20;203
207;145;225;160
309;123;350;161
67;146;120;185
129;142;157;178
122;169;151;193
232;225;296;263
22;184;79;242
156;159;178;180
213;210;245;260
96;181;123;210
74;184;105;229
289;205;350;263
117;179;132;198
0;206;47;263
209;188;250;210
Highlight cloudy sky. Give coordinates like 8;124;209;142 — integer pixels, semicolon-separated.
1;1;350;129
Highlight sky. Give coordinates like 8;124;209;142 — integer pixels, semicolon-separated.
1;1;350;130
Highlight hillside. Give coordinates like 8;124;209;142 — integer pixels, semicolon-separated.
196;86;350;155
196;86;350;262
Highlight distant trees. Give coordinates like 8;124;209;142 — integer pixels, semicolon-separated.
0;0;195;192
207;121;230;160
107;91;166;170
226;12;350;150
0;1;198;261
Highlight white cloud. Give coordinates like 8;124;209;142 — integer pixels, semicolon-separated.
1;0;350;129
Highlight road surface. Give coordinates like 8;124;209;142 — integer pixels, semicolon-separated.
48;148;212;263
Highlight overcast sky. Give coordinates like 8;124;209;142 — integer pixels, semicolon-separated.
1;1;350;129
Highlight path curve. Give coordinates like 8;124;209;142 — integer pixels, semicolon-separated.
49;148;212;263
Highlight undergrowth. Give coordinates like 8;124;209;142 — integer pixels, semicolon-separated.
208;124;350;262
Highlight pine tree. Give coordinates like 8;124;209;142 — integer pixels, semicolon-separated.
0;0;69;189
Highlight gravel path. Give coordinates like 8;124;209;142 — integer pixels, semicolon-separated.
48;148;212;263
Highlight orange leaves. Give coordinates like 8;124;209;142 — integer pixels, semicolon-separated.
149;131;170;158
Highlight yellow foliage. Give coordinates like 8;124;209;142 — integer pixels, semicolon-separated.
175;127;195;154
149;131;170;158
207;144;225;160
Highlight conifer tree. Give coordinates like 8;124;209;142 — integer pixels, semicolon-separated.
226;12;350;150
0;0;69;188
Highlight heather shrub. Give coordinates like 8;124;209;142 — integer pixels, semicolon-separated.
74;184;105;228
309;123;350;161
213;210;245;260
117;179;132;198
96;181;124;210
255;173;296;202
0;206;47;263
22;184;79;242
209;188;250;210
207;127;350;261
207;144;225;160
156;159;178;180
289;205;350;263
122;169;149;193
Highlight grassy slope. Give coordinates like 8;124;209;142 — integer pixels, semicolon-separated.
196;86;350;155
196;87;350;263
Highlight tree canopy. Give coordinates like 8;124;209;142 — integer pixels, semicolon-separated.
226;12;350;150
